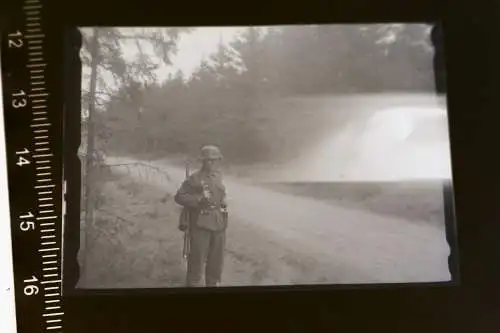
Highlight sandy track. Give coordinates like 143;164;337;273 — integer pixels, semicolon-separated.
106;156;451;284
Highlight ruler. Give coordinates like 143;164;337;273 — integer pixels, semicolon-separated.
1;0;64;332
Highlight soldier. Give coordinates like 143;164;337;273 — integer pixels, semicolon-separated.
174;145;228;287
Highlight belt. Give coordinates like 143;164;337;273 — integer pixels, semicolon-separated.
200;205;228;214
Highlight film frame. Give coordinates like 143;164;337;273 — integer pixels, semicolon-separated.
1;0;499;332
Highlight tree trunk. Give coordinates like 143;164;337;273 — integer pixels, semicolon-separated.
83;27;100;285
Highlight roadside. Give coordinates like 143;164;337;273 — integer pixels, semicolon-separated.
79;167;350;288
260;181;446;229
96;156;451;284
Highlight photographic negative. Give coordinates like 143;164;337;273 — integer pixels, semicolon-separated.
77;24;455;289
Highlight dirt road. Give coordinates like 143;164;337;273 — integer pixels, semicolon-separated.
105;156;451;285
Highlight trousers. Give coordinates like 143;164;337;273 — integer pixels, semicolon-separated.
186;225;226;287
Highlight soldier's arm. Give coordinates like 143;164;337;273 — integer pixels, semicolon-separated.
174;179;203;208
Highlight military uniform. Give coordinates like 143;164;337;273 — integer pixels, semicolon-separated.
174;146;228;287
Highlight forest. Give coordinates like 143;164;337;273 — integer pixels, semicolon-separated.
80;24;435;165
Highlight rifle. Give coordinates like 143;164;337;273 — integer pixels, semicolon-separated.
181;159;190;263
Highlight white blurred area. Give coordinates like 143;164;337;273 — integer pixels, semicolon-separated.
271;93;452;182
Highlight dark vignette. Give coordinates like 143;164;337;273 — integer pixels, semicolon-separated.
62;26;82;293
57;0;500;332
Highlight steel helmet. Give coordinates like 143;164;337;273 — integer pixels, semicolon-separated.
198;145;223;160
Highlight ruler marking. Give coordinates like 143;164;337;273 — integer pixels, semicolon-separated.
42;255;57;259
33;117;48;122
24;4;42;10
26;57;47;63
46;319;62;323
26;12;41;17
40;223;55;227
37;216;57;220
29;92;49;97
41;236;56;240
43;260;57;264
25;33;44;38
36;179;52;183
31;98;46;103
12;22;64;322
42;280;61;285
45;306;61;310
30;69;44;75
42;267;58;272
47;326;62;330
26;27;42;32
31;123;51;128
44;299;60;303
39;248;60;252
36;184;55;189
39;203;54;207
43;310;64;317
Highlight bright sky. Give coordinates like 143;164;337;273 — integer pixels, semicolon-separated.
80;27;247;98
167;27;245;78
106;27;244;80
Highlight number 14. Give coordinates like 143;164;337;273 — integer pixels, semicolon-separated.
16;148;30;167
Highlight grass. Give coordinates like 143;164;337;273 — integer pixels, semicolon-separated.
78;173;186;288
78;168;361;288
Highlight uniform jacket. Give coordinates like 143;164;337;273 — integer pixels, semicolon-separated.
174;169;227;232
